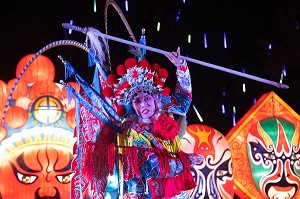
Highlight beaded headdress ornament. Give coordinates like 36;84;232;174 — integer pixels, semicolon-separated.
102;57;171;116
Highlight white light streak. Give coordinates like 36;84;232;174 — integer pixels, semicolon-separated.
268;43;272;50
204;32;207;48
93;0;97;13
156;22;160;32
223;32;227;49
233;106;236;114
125;0;128;12
232;114;236;126
176;10;181;22
68;20;73;34
232;106;236;126
222;104;225;114
192;105;203;122
283;66;286;76
188;34;191;44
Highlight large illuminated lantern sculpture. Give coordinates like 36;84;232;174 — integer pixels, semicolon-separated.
226;91;300;199
181;124;234;199
0;54;77;199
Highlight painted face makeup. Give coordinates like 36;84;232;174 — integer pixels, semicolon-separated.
131;92;156;119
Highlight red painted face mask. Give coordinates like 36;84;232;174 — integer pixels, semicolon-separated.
0;144;73;199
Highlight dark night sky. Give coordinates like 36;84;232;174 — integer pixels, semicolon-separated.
1;0;299;135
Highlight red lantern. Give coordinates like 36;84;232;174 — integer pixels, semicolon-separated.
66;108;76;129
0;125;7;141
6;78;28;100
4;106;28;129
0;80;7;108
29;80;62;100
15;54;55;84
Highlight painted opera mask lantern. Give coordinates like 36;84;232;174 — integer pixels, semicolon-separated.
0;127;75;199
181;124;234;199
246;117;300;199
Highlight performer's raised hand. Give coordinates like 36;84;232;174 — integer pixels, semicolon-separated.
165;47;184;66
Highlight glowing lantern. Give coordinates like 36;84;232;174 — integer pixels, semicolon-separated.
15;54;55;84
0;125;7;141
6;78;28;100
62;82;80;99
0;80;7;108
181;124;234;199
29;80;62;100
66;108;76;129
4;106;28;129
15;96;32;110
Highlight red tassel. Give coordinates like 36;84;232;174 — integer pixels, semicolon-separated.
107;143;116;175
82;141;116;182
147;150;196;199
120;146;140;180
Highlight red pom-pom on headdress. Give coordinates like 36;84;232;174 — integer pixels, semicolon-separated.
132;71;139;78
162;87;171;96
138;59;150;69
103;87;114;97
150;63;160;72
107;74;117;85
116;104;125;116
153;76;163;87
158;68;169;79
125;58;138;69
116;64;127;76
122;81;130;89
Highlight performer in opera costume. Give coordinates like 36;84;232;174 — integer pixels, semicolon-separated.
64;25;203;199
114;47;203;198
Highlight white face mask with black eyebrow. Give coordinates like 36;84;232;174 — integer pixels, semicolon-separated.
132;92;156;120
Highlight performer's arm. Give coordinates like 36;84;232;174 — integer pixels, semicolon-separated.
165;47;192;100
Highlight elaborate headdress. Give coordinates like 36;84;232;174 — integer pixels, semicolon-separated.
102;57;171;116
